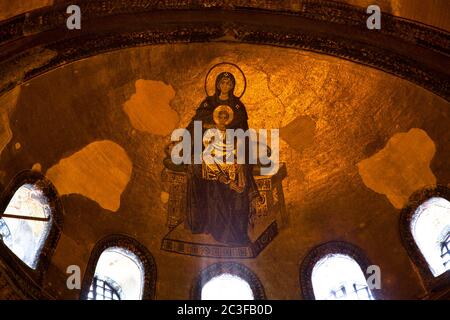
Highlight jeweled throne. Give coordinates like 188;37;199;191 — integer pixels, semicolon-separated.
160;145;287;259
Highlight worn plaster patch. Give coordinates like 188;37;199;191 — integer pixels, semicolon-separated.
357;128;436;209
123;79;179;136
46;140;132;212
31;163;42;172
280;116;316;153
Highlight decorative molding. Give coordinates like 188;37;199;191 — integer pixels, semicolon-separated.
0;170;63;299
80;234;157;300
161;221;278;258
0;0;449;54
0;1;448;100
300;0;449;55
299;241;383;300
191;261;266;299
399;185;450;292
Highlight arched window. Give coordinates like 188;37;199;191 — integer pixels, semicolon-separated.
201;273;254;300
87;247;143;300
400;187;450;289
81;235;156;300
300;242;379;300
192;262;266;300
0;171;63;287
311;254;373;300
410;197;450;277
0;184;52;269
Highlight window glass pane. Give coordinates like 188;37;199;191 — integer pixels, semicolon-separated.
411;197;450;277
89;247;143;300
0;184;51;269
201;273;254;300
311;254;373;300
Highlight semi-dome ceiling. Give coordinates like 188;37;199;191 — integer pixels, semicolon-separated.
0;42;449;299
0;0;449;301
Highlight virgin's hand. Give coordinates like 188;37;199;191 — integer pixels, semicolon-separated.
218;174;229;184
230;181;244;193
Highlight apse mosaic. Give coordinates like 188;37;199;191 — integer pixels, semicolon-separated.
161;62;286;258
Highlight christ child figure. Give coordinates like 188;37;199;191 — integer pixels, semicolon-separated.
202;105;245;193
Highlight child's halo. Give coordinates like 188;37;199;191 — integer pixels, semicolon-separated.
213;105;234;126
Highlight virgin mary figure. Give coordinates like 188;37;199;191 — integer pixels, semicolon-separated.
185;70;260;246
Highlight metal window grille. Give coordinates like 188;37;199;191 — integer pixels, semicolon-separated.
441;233;450;268
330;285;346;299
353;283;373;300
328;283;373;300
88;276;122;300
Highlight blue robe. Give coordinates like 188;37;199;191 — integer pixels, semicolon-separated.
185;94;258;245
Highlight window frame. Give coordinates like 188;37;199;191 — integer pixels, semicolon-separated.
299;241;382;300
399;185;450;291
191;262;266;300
80;234;157;300
0;170;63;297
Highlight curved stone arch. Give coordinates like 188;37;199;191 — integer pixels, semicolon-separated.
0;1;448;100
299;241;382;300
191;261;266;300
0;170;64;298
399;185;450;291
80;234;157;300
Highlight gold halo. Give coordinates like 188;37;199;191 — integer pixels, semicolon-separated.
205;62;247;98
213;105;234;126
